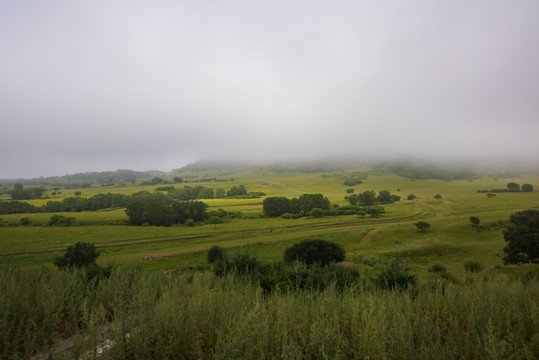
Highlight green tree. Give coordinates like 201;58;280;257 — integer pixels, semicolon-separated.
469;216;480;226
346;188;354;194
503;210;539;264
49;214;76;226
215;188;226;198
53;242;99;269
357;190;376;206
415;221;431;232
434;194;442;200
263;197;291;217
207;245;226;263
407;194;416;200
284;239;345;266
507;182;520;192
297;193;330;213
308;208;325;217
377;190;393;204
522;183;534;192
208;216;223;228
227;185;247;197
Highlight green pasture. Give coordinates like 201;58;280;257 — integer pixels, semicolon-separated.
1;169;538;278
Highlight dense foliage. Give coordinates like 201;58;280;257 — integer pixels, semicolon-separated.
263;194;331;217
503;209;539;264
1;268;538;359
283;239;346;266
346;190;399;206
53;242;99;269
125;195;208;226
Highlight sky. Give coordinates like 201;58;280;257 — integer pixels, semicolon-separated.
1;0;539;178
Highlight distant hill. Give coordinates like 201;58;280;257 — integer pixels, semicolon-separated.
62;169;156;181
176;158;367;173
376;162;479;181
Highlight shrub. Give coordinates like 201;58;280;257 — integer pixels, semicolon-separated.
208;216;223;227
207;246;227;263
284;239;345;266
53;242;99;269
375;259;417;291
307;208;325;217
49;214;76;226
469;216;480;226
346;188;354;194
20;217;31;226
434;194;442;200
407;194;416;200
215;253;263;276
428;263;446;273
464;260;484;273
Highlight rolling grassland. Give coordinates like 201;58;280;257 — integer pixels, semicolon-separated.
1;168;538;358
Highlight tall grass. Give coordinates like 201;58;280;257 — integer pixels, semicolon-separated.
1;267;538;359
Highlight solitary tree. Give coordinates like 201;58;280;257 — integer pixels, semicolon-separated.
503;210;539;264
507;182;520;192
415;221;431;232
469;216;480;226
207;245;226;263
284;239;345;266
434;194;442;200
407;194;416;200
53;242;99;269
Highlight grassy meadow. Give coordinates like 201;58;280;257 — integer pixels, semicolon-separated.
1;167;538;358
1;169;538;276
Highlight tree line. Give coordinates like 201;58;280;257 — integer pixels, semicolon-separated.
0;184;262;215
345;190;400;206
477;182;534;193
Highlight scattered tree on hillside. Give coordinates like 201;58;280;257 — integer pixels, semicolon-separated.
283;239;345;266
507;182;520;192
227;185;247;197
357;190;376;206
522;183;534;192
469;216;480;226
215;188;226;198
407;194;416;200
208;216;223;228
49;214;76;226
53;242;99;269
415;221;431;232
434;194;442;200
503;209;539;264
377;190;392;204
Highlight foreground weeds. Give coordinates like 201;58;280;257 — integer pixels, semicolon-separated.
1;267;538;359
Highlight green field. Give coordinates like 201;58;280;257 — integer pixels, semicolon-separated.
2;167;539;359
1;168;538;280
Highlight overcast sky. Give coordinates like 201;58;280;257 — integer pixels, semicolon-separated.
1;0;538;178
